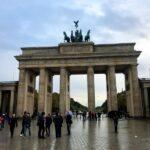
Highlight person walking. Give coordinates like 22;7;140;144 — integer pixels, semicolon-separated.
82;111;86;121
66;111;72;135
26;113;31;136
37;112;45;139
20;111;27;136
53;112;63;138
97;112;101;120
45;113;52;137
9;114;18;138
113;112;119;133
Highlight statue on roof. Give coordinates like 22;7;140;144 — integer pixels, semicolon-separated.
85;30;90;42
63;32;70;43
63;21;91;43
74;20;79;29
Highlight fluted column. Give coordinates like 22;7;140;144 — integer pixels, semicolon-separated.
87;66;95;111
107;66;117;111
38;68;47;113
144;88;149;117
106;72;111;112
23;70;30;112
38;68;53;114
131;65;143;117
17;68;27;117
125;68;134;116
46;74;53;114
24;71;36;115
59;68;70;115
9;90;15;114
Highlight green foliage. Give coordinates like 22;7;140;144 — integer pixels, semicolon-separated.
52;92;59;112
100;91;127;113
99;100;107;113
117;91;127;112
70;98;87;111
34;92;87;112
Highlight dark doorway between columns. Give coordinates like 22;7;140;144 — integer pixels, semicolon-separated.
0;91;11;114
52;75;60;112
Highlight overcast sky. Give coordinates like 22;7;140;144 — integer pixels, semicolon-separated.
0;0;150;106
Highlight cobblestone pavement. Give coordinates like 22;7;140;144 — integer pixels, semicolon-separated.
0;117;150;150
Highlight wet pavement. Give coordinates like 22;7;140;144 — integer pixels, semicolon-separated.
0;117;150;150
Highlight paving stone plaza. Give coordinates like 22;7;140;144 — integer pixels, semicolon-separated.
1;118;150;150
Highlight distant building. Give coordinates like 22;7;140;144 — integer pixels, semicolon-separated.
0;81;18;114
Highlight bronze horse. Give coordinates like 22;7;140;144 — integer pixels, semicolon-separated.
63;32;70;42
85;30;90;42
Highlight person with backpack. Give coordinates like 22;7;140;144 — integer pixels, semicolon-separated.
26;113;31;136
66;111;73;135
53;112;63;138
20;111;28;137
9;114;18;138
37;112;45;139
45;113;52;137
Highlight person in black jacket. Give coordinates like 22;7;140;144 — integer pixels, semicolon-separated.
9;114;18;138
113;112;119;133
20;111;27;136
37;112;45;139
26;113;31;136
53;112;63;138
45;113;52;137
66;112;72;135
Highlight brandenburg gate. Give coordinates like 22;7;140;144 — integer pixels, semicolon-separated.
15;42;143;117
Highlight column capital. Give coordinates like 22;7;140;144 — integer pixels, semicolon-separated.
107;65;115;69
60;67;66;70
130;64;138;67
87;66;94;73
19;67;26;71
11;88;15;92
39;67;46;70
87;66;94;69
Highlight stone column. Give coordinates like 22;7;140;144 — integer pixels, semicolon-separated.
38;68;53;114
107;66;117;111
59;67;70;115
87;66;95;111
0;91;2;111
131;65;143;117
144;88;149;117
25;72;36;115
106;72;111;112
38;68;47;113
9;90;15;114
46;74;53;114
125;68;134;116
23;70;30;112
17;68;27;117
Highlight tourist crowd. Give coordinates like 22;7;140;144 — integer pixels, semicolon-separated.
0;110;120;138
0;110;73;139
